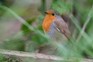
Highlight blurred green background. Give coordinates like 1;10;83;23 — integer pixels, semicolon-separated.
0;0;93;62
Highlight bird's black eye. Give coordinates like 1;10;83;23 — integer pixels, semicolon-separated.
52;13;55;16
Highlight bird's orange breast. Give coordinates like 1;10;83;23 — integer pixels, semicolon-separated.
42;15;56;32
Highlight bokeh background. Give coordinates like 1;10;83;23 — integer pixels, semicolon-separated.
0;0;93;62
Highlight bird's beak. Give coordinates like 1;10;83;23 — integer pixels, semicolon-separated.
45;11;48;14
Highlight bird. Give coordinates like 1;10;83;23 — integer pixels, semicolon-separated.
42;10;71;41
38;10;71;55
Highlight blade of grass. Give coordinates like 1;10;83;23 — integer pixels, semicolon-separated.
76;5;93;42
0;5;50;41
69;14;92;42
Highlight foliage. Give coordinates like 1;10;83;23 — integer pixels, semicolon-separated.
0;0;93;62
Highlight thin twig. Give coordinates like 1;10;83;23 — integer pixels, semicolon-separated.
0;49;93;62
76;5;93;42
0;49;63;61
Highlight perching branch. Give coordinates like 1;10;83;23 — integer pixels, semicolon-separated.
0;49;63;61
0;49;93;62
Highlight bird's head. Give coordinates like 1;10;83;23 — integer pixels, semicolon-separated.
45;10;55;16
42;10;57;32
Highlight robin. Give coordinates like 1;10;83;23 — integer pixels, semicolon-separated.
42;10;71;41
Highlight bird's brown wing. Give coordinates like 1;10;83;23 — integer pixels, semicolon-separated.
61;14;76;34
54;16;71;39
